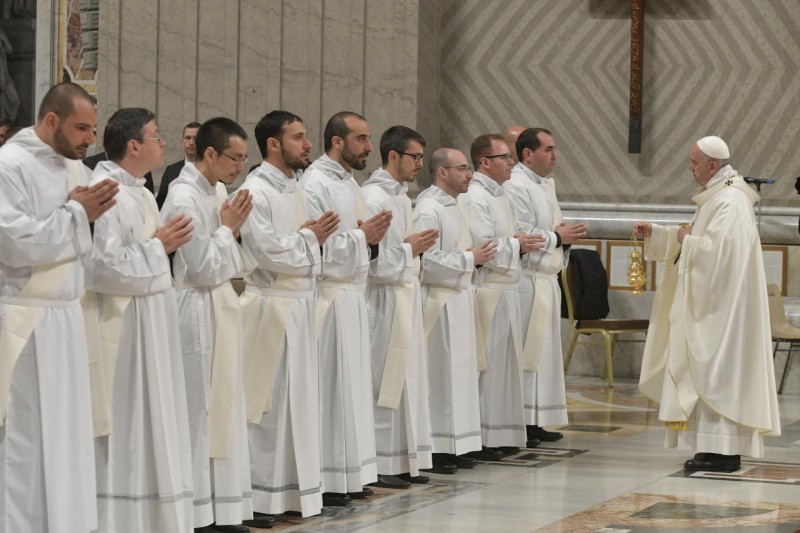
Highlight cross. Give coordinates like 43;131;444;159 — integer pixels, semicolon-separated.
628;0;644;153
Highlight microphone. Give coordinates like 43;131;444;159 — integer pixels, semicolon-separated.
744;177;775;185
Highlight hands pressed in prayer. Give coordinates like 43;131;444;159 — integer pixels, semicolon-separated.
468;239;497;266
69;178;120;222
633;221;652;238
404;228;439;256
156;214;193;254
220;189;253;239
677;224;692;243
515;232;546;252
304;210;340;246
556;222;588;245
357;210;393;245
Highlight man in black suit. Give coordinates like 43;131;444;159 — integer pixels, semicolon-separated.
155;121;200;208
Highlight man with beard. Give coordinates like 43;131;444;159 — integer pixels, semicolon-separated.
156;121;201;208
414;148;496;472
0;82;118;532
504;127;587;446
301;111;392;506
83;107;195;532
236;110;338;521
362;126;438;487
161;118;255;533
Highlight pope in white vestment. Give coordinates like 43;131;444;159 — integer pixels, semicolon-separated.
85;160;194;532
363;168;433;477
639;153;780;460
302;154;378;493
0;126;97;533
465;171;526;448
161;163;254;527
414;184;483;456
237;161;324;517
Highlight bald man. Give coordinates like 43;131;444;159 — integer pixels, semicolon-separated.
503;125;525;163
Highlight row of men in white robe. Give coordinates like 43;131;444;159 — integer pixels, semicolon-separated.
0;80;589;532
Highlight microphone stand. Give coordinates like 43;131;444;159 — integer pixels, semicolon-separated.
744;177;775;231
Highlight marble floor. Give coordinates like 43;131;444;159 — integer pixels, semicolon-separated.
251;377;800;533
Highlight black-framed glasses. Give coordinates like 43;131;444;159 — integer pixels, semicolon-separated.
216;149;249;164
397;151;424;163
443;165;471;173
484;153;512;161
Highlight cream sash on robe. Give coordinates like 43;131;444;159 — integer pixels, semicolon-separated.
0;160;83;428
83;183;160;437
315;178;368;340
376;197;419;409
241;185;312;423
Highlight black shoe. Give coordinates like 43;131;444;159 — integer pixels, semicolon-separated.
684;453;741;473
322;492;352;507
212;525;250;533
371;474;411;489
441;453;478;469
348;487;373;499
464;447;505;461
242;512;275;529
525;438;541;448
422;455;458;474
397;472;430;484
499;446;520;456
527;425;563;442
282;511;302;518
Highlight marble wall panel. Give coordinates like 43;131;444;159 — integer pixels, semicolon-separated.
117;0;158;111
196;0;239;121
96;0;120;130
415;0;443;191
156;0;199;166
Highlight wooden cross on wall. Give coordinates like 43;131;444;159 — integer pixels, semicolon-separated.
628;0;644;153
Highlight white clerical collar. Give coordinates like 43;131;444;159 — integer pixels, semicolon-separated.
471;172;505;196
363;168;408;195
704;164;735;189
254;160;298;192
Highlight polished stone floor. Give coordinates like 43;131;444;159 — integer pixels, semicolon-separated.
252;377;800;532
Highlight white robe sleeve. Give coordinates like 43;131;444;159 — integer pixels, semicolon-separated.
365;191;414;284
468;195;519;275
503;179;557;263
0;166;91;267
240;191;320;276
167;200;243;286
86;201;172;296
414;204;473;290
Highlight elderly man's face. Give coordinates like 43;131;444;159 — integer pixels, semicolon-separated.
688;144;716;186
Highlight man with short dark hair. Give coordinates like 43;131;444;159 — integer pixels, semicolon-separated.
156;121;201;208
362;125;438;486
84;107;195;532
504;127;588;446
0;82;118;532
236;110;338;521
162;117;255;532
301;111;392;506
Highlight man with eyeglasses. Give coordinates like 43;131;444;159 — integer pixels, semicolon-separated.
235;110;338;524
504;127;588;447
362;126;438;487
161;117;255;533
465;134;546;460
83;107;195;532
301;111;392;506
413;148;497;473
156;121;201;208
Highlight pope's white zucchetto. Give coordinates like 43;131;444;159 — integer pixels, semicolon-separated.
696;136;730;159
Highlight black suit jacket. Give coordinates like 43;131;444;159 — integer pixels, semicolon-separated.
82;152;155;194
156;160;186;209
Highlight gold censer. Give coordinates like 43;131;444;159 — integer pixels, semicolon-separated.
627;232;647;293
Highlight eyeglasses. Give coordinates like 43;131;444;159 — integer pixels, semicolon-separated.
397;151;424;163
143;136;166;144
443;165;472;173
484;153;512;161
216;149;249;165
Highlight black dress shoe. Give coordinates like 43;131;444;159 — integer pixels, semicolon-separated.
441;453;478;469
527;425;563;442
422;455;458;474
684;453;741;473
211;525;250;533
525;438;541;448
371;474;412;489
242;512;275;529
348;487;373;499
464;447;505;461
397;472;430;484
322;492;352;506
499;446;520;456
